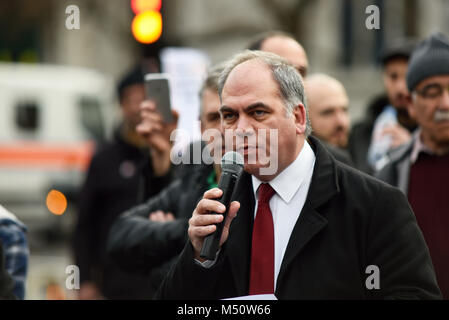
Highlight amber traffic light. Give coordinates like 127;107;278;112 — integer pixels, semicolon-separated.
130;0;162;44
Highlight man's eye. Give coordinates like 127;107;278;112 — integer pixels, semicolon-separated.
388;72;399;81
253;110;266;117
297;67;307;78
422;87;442;98
208;114;220;122
223;113;236;120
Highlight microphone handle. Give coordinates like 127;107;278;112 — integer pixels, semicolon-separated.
200;172;238;260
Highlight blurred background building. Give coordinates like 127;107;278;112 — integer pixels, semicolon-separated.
1;0;449;299
3;0;449;119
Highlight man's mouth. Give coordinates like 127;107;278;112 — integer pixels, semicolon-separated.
394;94;408;105
237;145;258;155
434;110;449;123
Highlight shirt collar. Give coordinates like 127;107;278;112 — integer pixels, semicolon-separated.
410;129;435;164
252;141;316;203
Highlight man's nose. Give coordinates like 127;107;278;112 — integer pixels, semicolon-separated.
440;88;449;109
335;110;349;128
396;80;408;95
235;115;255;136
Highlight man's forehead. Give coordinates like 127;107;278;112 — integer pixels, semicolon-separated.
223;59;273;92
317;95;349;111
306;76;346;99
229;58;269;74
383;60;408;76
383;57;408;69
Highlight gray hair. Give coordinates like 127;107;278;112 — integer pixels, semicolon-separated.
199;63;226;118
217;50;312;137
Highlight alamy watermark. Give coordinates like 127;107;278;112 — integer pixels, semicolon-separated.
170;128;279;176
365;265;380;290
65;265;80;290
65;5;80;30
64;4;380;31
365;5;380;30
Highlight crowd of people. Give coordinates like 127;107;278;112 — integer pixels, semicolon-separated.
1;30;448;300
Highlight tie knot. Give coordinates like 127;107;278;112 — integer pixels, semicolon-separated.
258;183;275;204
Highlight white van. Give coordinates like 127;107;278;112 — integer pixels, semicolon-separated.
0;62;117;239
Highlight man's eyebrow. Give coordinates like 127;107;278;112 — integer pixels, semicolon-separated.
219;105;235;114
295;65;307;77
422;82;444;88
219;103;271;114
206;111;220;119
244;102;271;113
320;108;335;115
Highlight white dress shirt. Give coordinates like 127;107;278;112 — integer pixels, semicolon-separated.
196;141;316;291
252;140;316;290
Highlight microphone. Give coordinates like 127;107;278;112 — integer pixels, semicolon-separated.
200;151;244;260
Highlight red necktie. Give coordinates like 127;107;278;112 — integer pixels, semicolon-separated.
249;183;275;295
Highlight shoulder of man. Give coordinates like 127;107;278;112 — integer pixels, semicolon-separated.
0;206;27;233
374;138;414;180
323;143;354;167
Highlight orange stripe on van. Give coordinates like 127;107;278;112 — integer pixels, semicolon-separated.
0;141;95;171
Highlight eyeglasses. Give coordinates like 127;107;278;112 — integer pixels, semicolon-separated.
415;83;449;99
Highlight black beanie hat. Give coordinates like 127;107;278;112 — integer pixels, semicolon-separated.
406;31;449;91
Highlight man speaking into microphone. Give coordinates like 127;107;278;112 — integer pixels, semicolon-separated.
155;50;441;300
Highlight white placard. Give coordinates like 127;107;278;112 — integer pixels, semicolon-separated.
160;47;210;154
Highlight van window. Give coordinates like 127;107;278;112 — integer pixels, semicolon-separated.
78;96;105;142
15;101;40;131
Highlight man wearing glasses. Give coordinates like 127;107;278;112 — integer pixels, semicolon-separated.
376;31;449;299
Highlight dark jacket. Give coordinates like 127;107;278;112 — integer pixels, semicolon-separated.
374;138;414;194
107;158;214;294
348;95;389;174
107;140;353;293
73;126;172;299
321;140;354;167
155;136;441;300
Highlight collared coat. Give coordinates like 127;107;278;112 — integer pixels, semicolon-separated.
155;136;441;299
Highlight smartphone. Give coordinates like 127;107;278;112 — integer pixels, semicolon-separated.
144;73;174;123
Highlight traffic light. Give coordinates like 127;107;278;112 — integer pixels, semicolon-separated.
131;0;163;44
131;0;161;14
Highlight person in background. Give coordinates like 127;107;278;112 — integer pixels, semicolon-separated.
0;205;28;299
304;73;353;164
73;66;176;299
247;30;308;78
348;38;417;173
376;31;449;299
107;64;225;296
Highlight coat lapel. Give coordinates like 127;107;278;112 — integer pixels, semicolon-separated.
225;137;341;295
226;172;255;296
276;136;340;291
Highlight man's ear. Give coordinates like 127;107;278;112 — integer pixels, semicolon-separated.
406;93;417;120
293;104;307;134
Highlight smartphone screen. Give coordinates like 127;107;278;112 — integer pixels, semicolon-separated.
144;73;173;123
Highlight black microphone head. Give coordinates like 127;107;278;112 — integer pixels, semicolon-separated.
221;151;244;175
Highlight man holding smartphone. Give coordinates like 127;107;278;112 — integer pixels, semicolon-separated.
108;64;225;295
73;66;177;299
